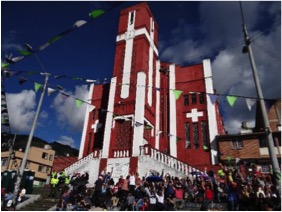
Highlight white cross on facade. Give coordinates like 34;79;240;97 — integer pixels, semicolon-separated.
91;119;100;133
186;108;203;122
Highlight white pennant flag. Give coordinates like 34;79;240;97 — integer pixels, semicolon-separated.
246;98;256;111
47;87;56;96
236;157;241;164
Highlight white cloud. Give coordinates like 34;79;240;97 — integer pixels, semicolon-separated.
2;30;22;52
5;90;49;132
6;90;36;132
57;135;76;148
51;85;88;132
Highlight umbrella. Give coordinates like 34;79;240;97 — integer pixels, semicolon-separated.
146;175;163;182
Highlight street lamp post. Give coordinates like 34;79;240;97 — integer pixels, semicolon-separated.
12;72;50;203
239;2;281;197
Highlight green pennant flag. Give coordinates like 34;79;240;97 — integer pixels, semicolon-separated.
89;9;105;18
226;95;237;107
176;137;181;142
113;113;118;117
48;35;62;44
18;50;32;56
203;145;209;150
145;125;152;130
1;63;10;69
227;155;233;161
172;90;183;100
34;82;43;92
75;99;84;108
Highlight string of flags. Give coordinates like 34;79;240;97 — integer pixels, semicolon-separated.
2;68;279;114
2;3;124;68
1;68;279;145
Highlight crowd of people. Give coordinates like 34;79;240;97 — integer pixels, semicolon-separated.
50;163;281;211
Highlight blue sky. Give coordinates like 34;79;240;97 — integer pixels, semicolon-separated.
1;1;281;149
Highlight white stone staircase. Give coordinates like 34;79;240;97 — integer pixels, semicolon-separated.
64;145;203;187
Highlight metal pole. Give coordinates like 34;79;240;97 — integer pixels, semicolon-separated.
12;72;50;203
239;2;281;197
6;131;18;170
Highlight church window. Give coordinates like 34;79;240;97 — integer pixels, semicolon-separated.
201;121;208;147
185;122;191;148
130;11;134;25
193;123;199;148
232;139;243;149
116;121;132;148
184;95;189;106
191;93;197;104
199;92;205;104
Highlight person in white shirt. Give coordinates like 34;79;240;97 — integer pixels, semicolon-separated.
156;188;165;211
129;172;136;193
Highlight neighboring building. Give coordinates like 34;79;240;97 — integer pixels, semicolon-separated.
78;2;225;179
1;145;55;186
217;100;281;177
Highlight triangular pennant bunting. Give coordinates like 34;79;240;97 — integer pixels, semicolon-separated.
18;50;32;56
34;82;43;92
208;94;218;105
145;125;152;130
235;158;241;164
203;145;209;150
47;88;56;96
135;122;143;127
73;20;87;28
89;9;105;18
226;95;237;107
176;137;181;142
48;35;62;44
75;99;84;108
246;98;256;111
19;78;28;85
1;63;10;69
172;90;183;100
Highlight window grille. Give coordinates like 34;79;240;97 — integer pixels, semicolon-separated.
201;121;208;147
184;95;189;106
193;123;199;148
185;122;191;148
191;93;197;104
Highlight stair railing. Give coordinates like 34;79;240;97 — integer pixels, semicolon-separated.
139;144;202;176
65;149;101;175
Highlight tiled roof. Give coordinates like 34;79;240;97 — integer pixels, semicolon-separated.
52;156;78;172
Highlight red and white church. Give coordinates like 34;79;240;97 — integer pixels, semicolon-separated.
72;2;225;183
